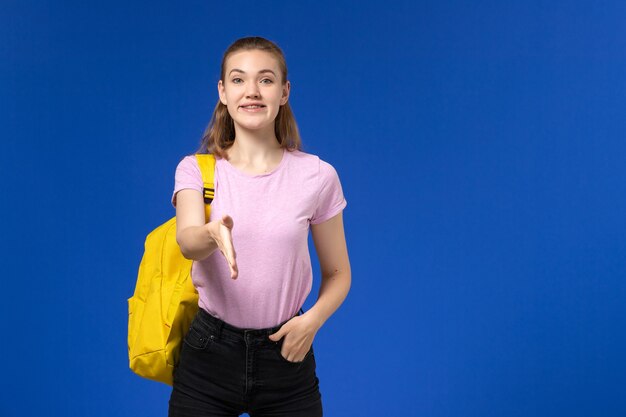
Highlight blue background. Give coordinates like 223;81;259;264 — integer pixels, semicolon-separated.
2;1;625;416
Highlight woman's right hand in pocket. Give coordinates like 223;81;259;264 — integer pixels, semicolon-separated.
206;214;238;279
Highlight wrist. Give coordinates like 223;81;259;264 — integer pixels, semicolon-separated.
303;308;325;331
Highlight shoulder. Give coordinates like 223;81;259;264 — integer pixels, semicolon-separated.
288;149;338;173
173;154;203;183
175;154;201;173
288;148;319;164
295;149;341;178
177;154;199;167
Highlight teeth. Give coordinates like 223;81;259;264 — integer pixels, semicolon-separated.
242;105;262;108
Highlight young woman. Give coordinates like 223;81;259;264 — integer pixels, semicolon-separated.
168;36;351;417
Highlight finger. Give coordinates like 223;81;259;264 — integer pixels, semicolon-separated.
282;348;292;361
220;214;233;229
282;347;304;362
226;242;236;262
228;250;238;279
215;217;236;277
268;328;283;341
223;231;238;279
221;230;233;257
213;229;237;279
284;344;307;362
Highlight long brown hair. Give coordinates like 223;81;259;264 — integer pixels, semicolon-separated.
195;36;302;159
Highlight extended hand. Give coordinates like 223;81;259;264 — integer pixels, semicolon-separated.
268;313;320;362
206;214;238;279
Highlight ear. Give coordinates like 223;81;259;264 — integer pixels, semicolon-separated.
218;79;227;105
280;80;290;106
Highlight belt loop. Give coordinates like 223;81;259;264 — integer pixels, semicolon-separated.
217;319;224;339
210;313;223;339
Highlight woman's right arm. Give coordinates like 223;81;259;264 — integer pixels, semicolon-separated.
175;188;238;279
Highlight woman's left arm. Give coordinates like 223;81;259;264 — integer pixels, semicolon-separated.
268;211;351;361
307;211;351;329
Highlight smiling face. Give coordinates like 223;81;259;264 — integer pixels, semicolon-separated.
218;49;290;135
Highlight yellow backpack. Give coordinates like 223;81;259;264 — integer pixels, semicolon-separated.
127;153;216;386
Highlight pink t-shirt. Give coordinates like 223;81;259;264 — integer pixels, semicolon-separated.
171;148;347;329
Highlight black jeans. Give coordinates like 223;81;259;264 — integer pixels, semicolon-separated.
168;307;323;416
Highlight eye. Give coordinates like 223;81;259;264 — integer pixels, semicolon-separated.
261;78;273;84
232;78;243;84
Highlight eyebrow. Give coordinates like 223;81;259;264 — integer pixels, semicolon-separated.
229;68;277;76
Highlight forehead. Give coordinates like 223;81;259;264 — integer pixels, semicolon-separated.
225;49;280;73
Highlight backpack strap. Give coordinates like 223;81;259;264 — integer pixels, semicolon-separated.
194;154;216;221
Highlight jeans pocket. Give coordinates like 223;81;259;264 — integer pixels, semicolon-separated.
183;318;215;351
274;340;314;364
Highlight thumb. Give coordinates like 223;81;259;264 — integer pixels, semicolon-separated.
268;327;285;341
221;214;233;228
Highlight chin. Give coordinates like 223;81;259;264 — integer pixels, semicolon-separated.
234;122;270;131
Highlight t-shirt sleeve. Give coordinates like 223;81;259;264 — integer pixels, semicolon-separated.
171;155;203;208
310;159;348;225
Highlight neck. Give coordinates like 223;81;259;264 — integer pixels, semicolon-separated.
227;124;282;163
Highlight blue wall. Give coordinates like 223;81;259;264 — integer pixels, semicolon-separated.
2;1;625;416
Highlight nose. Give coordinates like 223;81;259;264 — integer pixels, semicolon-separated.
245;82;260;98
